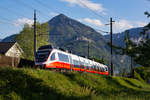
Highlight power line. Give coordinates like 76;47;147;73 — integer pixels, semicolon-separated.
0;20;13;25
77;0;109;22
95;29;109;34
34;0;60;14
0;16;12;22
77;0;110;35
0;15;15;26
14;0;35;11
13;0;50;19
0;20;22;38
0;5;29;18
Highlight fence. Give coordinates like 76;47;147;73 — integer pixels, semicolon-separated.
0;55;34;68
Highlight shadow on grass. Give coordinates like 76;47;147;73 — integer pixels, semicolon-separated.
63;72;150;98
0;68;90;100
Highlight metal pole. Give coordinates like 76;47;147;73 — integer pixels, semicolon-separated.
131;56;133;77
34;10;36;60
88;41;89;58
110;17;114;76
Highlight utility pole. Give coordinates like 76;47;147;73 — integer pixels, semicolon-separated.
131;56;133;77
110;18;113;76
88;41;89;58
34;9;36;60
106;17;115;76
110;18;115;76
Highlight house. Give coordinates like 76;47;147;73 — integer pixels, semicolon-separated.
0;42;23;58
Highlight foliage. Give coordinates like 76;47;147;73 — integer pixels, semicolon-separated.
0;67;150;100
48;14;132;72
112;23;150;67
134;40;150;67
112;30;137;57
144;11;150;18
134;67;150;82
2;14;133;73
134;70;145;82
90;57;106;64
15;23;50;60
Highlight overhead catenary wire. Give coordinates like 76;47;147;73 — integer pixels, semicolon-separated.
13;0;51;20
0;20;14;25
0;0;55;39
0;5;30;19
34;0;60;14
0;16;16;27
95;29;109;34
77;0;123;35
0;20;22;38
34;0;109;35
0;0;113;38
77;0;109;22
76;0;110;35
0;16;12;22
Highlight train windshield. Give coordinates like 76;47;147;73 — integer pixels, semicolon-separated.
36;50;51;62
35;45;53;62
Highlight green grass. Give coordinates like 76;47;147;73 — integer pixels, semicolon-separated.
0;67;150;100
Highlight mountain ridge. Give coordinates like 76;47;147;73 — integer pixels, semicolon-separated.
1;14;136;73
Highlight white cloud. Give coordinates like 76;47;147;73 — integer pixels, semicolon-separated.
114;20;148;33
79;18;103;27
114;19;134;33
79;18;148;33
14;18;34;27
61;0;105;13
49;12;59;17
135;21;147;27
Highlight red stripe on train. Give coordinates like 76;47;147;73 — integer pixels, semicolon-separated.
45;61;109;75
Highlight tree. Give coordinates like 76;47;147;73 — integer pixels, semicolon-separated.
144;11;150;18
91;57;106;65
112;17;150;68
15;22;50;60
111;30;138;76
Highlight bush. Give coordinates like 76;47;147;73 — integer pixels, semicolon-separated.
134;67;149;82
0;67;150;100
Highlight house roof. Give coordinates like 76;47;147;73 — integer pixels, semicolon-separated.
0;42;16;54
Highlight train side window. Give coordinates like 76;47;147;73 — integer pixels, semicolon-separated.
100;67;102;71
73;60;80;68
102;68;104;72
106;67;108;71
69;56;73;64
50;53;55;61
104;67;107;71
94;66;97;70
81;62;84;69
73;60;78;65
58;53;69;62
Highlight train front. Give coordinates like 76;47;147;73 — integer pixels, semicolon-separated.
35;45;53;68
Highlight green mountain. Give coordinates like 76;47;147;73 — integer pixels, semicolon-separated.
2;34;17;42
48;14;109;58
48;14;130;73
2;14;131;73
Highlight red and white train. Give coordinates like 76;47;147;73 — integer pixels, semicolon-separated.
35;45;109;75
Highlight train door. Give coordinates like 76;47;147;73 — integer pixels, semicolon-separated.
69;55;73;71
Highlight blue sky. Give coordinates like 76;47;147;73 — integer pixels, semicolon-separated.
0;0;150;39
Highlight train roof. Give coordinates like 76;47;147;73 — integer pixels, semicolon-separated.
38;45;53;50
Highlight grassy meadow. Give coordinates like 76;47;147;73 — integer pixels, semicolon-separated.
0;67;150;100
